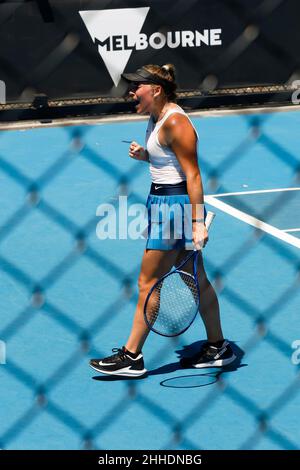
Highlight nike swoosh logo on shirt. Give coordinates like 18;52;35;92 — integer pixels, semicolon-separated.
154;186;162;190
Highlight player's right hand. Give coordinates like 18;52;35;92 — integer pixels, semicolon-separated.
129;141;146;160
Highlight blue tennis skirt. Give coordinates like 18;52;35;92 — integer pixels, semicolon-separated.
146;181;207;251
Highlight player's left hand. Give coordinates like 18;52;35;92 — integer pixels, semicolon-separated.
192;222;209;250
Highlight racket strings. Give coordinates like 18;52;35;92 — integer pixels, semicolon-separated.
145;271;199;336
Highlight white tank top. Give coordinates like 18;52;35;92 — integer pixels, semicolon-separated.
145;105;198;184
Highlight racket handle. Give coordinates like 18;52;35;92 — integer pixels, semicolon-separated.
205;211;215;231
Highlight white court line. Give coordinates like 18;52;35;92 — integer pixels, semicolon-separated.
284;228;300;233
205;195;300;249
209;187;300;197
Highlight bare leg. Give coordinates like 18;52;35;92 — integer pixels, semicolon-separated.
125;248;180;354
176;250;224;343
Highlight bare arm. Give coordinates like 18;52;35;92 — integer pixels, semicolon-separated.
163;113;208;248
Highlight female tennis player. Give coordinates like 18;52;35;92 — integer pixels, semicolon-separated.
90;64;235;376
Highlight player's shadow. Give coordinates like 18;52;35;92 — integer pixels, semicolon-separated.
92;374;148;382
148;340;246;388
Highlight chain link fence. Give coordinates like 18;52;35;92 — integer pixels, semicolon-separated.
0;0;299;450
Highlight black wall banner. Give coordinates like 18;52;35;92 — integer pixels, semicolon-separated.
0;0;299;104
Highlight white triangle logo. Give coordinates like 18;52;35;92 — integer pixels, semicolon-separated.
79;7;150;87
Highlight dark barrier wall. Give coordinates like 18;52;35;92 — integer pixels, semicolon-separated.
0;0;299;103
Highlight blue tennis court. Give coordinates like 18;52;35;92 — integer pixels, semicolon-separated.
0;107;299;450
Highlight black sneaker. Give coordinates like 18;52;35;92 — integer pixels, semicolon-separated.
90;347;147;377
180;340;236;369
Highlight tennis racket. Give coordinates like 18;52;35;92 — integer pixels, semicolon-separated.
143;211;215;337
